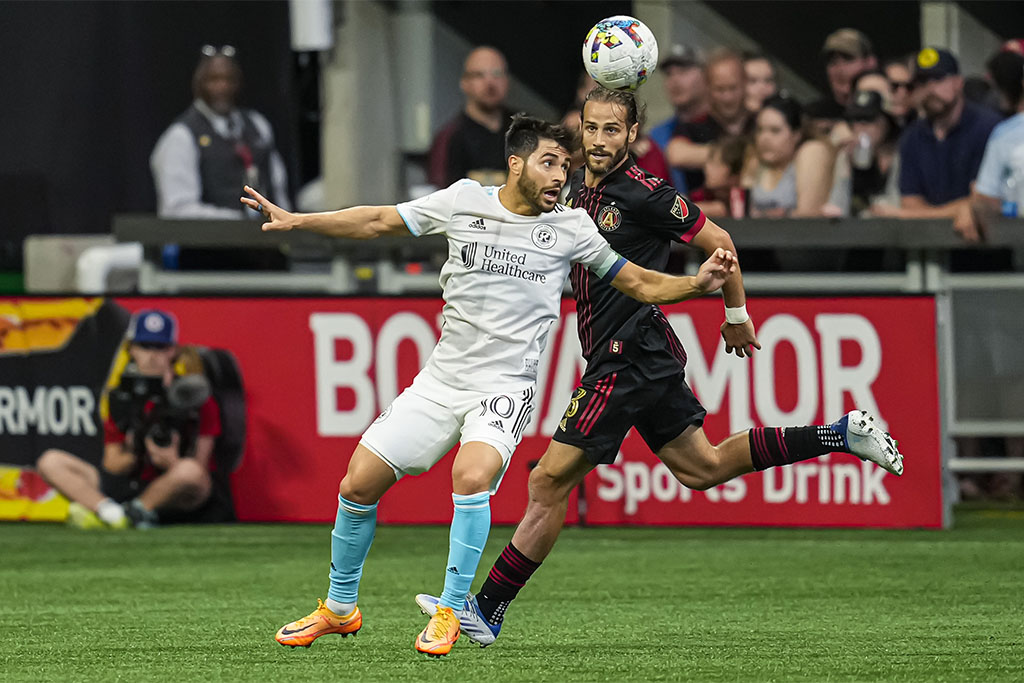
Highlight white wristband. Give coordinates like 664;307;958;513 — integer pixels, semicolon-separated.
725;304;749;325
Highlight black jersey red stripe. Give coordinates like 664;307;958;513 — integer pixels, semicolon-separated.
565;156;706;363
624;164;662;191
578;372;618;436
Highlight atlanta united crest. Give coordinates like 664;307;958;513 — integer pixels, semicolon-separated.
532;223;557;249
597;205;622;232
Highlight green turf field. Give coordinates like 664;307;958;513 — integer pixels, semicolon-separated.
2;509;1022;682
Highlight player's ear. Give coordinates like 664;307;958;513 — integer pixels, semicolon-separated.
507;154;522;177
628;123;639;144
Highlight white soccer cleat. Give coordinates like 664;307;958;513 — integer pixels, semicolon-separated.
837;409;904;476
415;593;501;647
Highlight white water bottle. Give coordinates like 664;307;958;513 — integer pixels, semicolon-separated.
852;132;873;170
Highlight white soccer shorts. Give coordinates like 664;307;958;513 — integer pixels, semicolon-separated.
359;369;535;494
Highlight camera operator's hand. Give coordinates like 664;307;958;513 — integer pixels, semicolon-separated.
103;440;138;476
146;431;181;471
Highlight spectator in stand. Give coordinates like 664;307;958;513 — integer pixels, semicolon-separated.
151;45;290;219
829;68;900;149
560;72;598;177
807;29;877;135
964;76;1003;114
883;57;918;127
874;48;1001;240
666;48;752;194
36;310;230;530
812;68;897;218
1003;38;1024;56
846;90;902;215
971;53;1024;239
428;46;513;188
629;130;671;185
743;52;778;114
852;69;895;104
649;45;707;192
985;48;1024;117
968;42;1024;499
746;94;836;218
691;136;749;218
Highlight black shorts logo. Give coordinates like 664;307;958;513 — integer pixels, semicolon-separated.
560;388;587;431
565;387;587;418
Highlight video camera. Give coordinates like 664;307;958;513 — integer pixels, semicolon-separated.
107;363;212;463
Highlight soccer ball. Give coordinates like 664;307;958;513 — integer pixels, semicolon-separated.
582;16;659;91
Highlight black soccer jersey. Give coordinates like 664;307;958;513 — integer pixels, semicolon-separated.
565;156;706;362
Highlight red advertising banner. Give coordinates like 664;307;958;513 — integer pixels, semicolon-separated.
111;296;942;528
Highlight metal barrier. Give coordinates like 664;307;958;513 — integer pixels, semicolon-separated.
112;215;1024;295
111;214;1024;478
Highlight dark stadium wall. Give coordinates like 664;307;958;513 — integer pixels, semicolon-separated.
958;2;1024;42
0;0;297;237
433;0;632;114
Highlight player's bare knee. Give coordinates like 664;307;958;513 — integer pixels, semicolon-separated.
338;476;379;506
173;458;207;483
451;467;493;496
35;449;65;477
167;459;210;493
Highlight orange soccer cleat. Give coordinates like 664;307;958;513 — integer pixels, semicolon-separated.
275;599;362;647
415;605;461;657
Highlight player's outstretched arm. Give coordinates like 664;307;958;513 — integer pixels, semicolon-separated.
691;218;761;358
610;248;736;305
241;186;408;239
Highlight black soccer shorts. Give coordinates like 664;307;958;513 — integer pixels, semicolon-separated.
552;363;707;465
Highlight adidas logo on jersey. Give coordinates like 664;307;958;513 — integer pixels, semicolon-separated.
468;218;487;230
447;565;460;574
488;420;505;432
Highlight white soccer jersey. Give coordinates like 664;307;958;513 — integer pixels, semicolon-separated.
396;179;623;389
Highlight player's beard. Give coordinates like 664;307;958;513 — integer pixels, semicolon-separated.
516;171;554;213
584;142;629;178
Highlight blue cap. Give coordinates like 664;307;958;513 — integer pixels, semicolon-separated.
128;309;178;346
915;47;960;82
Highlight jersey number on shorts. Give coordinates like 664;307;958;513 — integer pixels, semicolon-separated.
479;395;515;418
559;388;588;431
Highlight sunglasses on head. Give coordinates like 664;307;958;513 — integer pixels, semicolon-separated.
201;44;236;58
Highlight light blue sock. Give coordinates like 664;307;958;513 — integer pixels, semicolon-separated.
440;491;491;609
327;494;378;606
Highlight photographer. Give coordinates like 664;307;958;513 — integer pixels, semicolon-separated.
36;310;229;529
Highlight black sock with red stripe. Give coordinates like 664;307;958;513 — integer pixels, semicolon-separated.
476;542;541;625
748;425;848;470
